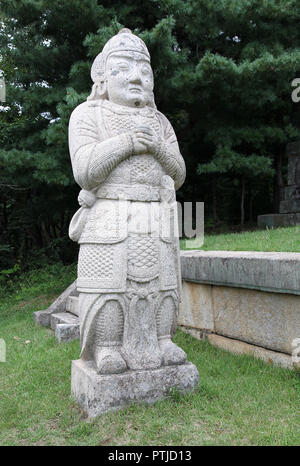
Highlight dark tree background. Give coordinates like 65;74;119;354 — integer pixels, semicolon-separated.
1;0;300;270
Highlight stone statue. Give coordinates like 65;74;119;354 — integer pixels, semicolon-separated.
69;28;199;416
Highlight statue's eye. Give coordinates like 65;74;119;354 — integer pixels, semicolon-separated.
118;63;130;71
141;66;151;75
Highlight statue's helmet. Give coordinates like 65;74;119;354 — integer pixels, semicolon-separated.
91;28;150;84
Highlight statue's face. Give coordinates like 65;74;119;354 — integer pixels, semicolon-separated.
106;51;154;108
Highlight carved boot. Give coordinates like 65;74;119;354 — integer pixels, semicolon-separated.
157;295;187;366
94;300;127;374
94;346;127;374
158;337;187;366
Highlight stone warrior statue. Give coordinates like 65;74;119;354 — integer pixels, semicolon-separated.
69;28;188;375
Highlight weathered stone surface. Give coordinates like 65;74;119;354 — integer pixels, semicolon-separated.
69;28;188;376
212;286;300;354
50;311;79;330
286;140;300;158
34;290;80;343
257;213;300;228
34;309;53;327
280;199;300;214
68;27;198;414
279;142;300;213
55;323;80;343
288;157;300;186
178;281;214;332
207;334;294;369
287;141;300;185
71;359;199;417
180;250;300;295
178;324;211;341
66;296;79;317
258;141;300;225
282;185;300;201
34;280;78;327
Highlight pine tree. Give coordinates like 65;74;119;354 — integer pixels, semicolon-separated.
183;0;300;223
1;0;300;268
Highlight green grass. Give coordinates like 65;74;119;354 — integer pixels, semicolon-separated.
0;227;299;446
0;264;299;446
181;225;300;252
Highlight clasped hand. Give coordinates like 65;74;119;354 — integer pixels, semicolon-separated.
131;126;160;155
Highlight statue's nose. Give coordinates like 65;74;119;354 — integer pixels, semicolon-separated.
128;65;142;84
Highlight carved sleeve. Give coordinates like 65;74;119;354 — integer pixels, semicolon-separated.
155;113;186;190
69;103;133;191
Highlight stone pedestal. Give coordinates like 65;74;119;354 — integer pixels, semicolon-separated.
71;359;199;418
257;212;300;228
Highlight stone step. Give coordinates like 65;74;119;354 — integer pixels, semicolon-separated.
66;296;79;317
50;312;79;330
55;323;80;344
33;280;78;327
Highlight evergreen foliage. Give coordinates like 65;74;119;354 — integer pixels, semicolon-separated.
1;0;300;269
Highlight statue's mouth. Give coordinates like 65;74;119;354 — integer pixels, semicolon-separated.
129;87;142;93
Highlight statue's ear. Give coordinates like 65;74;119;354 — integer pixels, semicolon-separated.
87;79;108;101
88;53;108;101
98;79;107;96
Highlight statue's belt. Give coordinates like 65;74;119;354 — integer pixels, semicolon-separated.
94;184;161;202
69;178;176;243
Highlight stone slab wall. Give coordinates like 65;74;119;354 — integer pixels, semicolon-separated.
179;251;300;368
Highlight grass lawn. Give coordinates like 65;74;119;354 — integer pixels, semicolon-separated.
0;262;299;446
181;225;300;252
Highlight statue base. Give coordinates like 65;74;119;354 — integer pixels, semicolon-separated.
71;359;200;418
